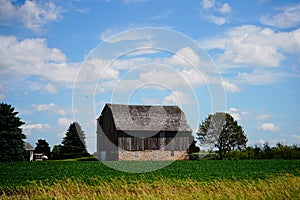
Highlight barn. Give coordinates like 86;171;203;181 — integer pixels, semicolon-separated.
97;103;192;161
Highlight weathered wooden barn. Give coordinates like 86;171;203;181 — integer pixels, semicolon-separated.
97;103;192;161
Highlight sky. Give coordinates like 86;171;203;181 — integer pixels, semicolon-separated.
1;0;300;153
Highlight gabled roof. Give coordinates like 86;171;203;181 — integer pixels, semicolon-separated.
24;142;34;151
102;104;192;132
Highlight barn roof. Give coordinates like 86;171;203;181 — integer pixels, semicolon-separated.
24;142;34;151
103;104;192;132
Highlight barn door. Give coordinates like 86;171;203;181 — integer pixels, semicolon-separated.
100;151;106;161
160;132;165;150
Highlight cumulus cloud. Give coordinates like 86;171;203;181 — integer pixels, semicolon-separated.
170;47;202;66
227;107;249;121
204;25;300;67
22;123;51;135
0;0;61;32
43;83;57;94
259;123;280;132
162;90;192;105
260;3;300;28
100;27;153;43
258;139;266;144
32;103;67;116
57;117;73;127
201;0;231;25
236;70;283;85
202;0;215;10
219;3;231;14
208;15;227;25
256;114;271;120
228;107;241;121
0;35;78;85
141;97;159;104
222;81;242;93
291;134;300;142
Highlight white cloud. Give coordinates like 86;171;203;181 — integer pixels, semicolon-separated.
227;107;249;121
0;35;79;85
256;114;271;120
259;123;280;132
258;139;266;144
219;3;231;14
141;97;159;104
236;70;282;85
43;83;57;94
150;10;172;20
204;25;300;67
201;0;231;25
0;84;5;100
220;31;284;67
0;36;66;69
261;3;300;28
123;0;147;4
202;0;215;10
32;103;67;116
228;107;241;121
100;27;153;43
208;15;227;25
222;81;242;93
291;134;300;142
170;47;202;66
162;90;192;105
0;1;61;32
57;117;73;127
22;123;51;135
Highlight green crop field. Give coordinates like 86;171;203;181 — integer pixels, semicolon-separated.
1;160;300;199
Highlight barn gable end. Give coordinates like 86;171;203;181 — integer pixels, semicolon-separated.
97;104;192;161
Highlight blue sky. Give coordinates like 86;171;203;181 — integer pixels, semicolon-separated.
1;0;300;153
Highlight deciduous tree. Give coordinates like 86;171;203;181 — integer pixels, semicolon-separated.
197;112;247;159
34;139;51;159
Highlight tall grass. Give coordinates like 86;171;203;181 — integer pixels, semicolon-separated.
2;173;300;199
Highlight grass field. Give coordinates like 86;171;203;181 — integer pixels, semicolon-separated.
1;160;300;199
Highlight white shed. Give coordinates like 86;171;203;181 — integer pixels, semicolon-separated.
24;142;34;161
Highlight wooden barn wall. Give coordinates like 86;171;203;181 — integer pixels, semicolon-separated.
98;106;118;160
118;131;191;151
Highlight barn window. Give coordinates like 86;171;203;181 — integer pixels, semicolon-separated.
135;151;139;157
171;150;174;157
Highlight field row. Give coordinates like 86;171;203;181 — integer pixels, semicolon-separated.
1;160;300;189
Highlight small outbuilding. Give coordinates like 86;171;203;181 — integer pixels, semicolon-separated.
24;142;34;161
97;103;192;161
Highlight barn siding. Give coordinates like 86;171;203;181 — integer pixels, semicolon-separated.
97;104;119;160
117;131;190;152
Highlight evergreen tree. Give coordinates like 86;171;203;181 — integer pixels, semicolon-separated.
51;144;63;160
61;122;89;159
34;139;51;159
0;102;26;162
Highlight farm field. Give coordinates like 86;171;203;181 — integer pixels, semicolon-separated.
1;160;300;199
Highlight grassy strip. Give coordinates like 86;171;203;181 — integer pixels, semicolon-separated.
2;173;300;200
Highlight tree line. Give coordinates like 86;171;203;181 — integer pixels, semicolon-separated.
1;102;299;161
188;112;300;160
0;102;89;162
